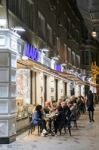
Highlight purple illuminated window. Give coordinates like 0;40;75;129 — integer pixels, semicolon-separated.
55;64;61;71
24;43;39;61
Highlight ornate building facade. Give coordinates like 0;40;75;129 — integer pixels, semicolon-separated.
0;0;98;143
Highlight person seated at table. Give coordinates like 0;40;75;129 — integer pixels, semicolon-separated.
32;104;47;136
67;102;76;111
54;105;64;134
80;96;86;114
44;101;54;114
57;99;64;107
61;101;71;117
54;102;71;135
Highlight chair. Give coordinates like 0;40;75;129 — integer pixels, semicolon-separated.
54;111;71;136
59;113;71;136
28;122;41;135
70;109;77;128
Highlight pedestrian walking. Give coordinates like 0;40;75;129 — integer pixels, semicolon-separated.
87;90;95;122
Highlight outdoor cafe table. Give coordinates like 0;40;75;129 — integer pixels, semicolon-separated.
45;113;58;135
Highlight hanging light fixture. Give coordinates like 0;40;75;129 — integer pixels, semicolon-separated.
89;10;97;38
91;28;97;37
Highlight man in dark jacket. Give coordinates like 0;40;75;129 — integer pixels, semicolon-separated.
87;90;94;122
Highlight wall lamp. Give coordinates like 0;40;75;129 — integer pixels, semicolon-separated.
41;48;49;52
52;57;59;61
61;63;66;66
11;26;25;32
22;55;28;60
52;55;60;61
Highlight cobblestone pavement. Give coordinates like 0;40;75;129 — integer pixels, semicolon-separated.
0;105;99;150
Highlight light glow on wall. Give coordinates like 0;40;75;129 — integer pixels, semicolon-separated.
0;19;6;27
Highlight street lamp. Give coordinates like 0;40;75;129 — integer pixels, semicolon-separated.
91;28;97;38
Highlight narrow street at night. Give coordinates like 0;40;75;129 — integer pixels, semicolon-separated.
0;0;99;147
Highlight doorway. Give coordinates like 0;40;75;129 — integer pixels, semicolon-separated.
44;75;47;102
31;71;37;105
64;82;67;98
55;79;58;101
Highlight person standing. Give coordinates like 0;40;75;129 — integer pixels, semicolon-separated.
87;90;95;122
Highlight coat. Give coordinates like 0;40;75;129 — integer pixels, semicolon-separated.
32;110;42;125
87;92;94;111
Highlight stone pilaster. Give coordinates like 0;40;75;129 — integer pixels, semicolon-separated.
67;82;71;97
0;29;20;144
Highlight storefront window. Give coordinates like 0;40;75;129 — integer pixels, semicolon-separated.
16;69;31;105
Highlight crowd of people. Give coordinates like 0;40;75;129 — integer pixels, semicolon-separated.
29;94;90;137
28;90;96;137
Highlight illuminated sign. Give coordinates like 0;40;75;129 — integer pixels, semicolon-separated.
24;43;62;72
24;43;39;61
55;64;61;71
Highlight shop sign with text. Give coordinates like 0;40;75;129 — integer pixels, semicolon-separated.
55;64;61;72
24;43;39;61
